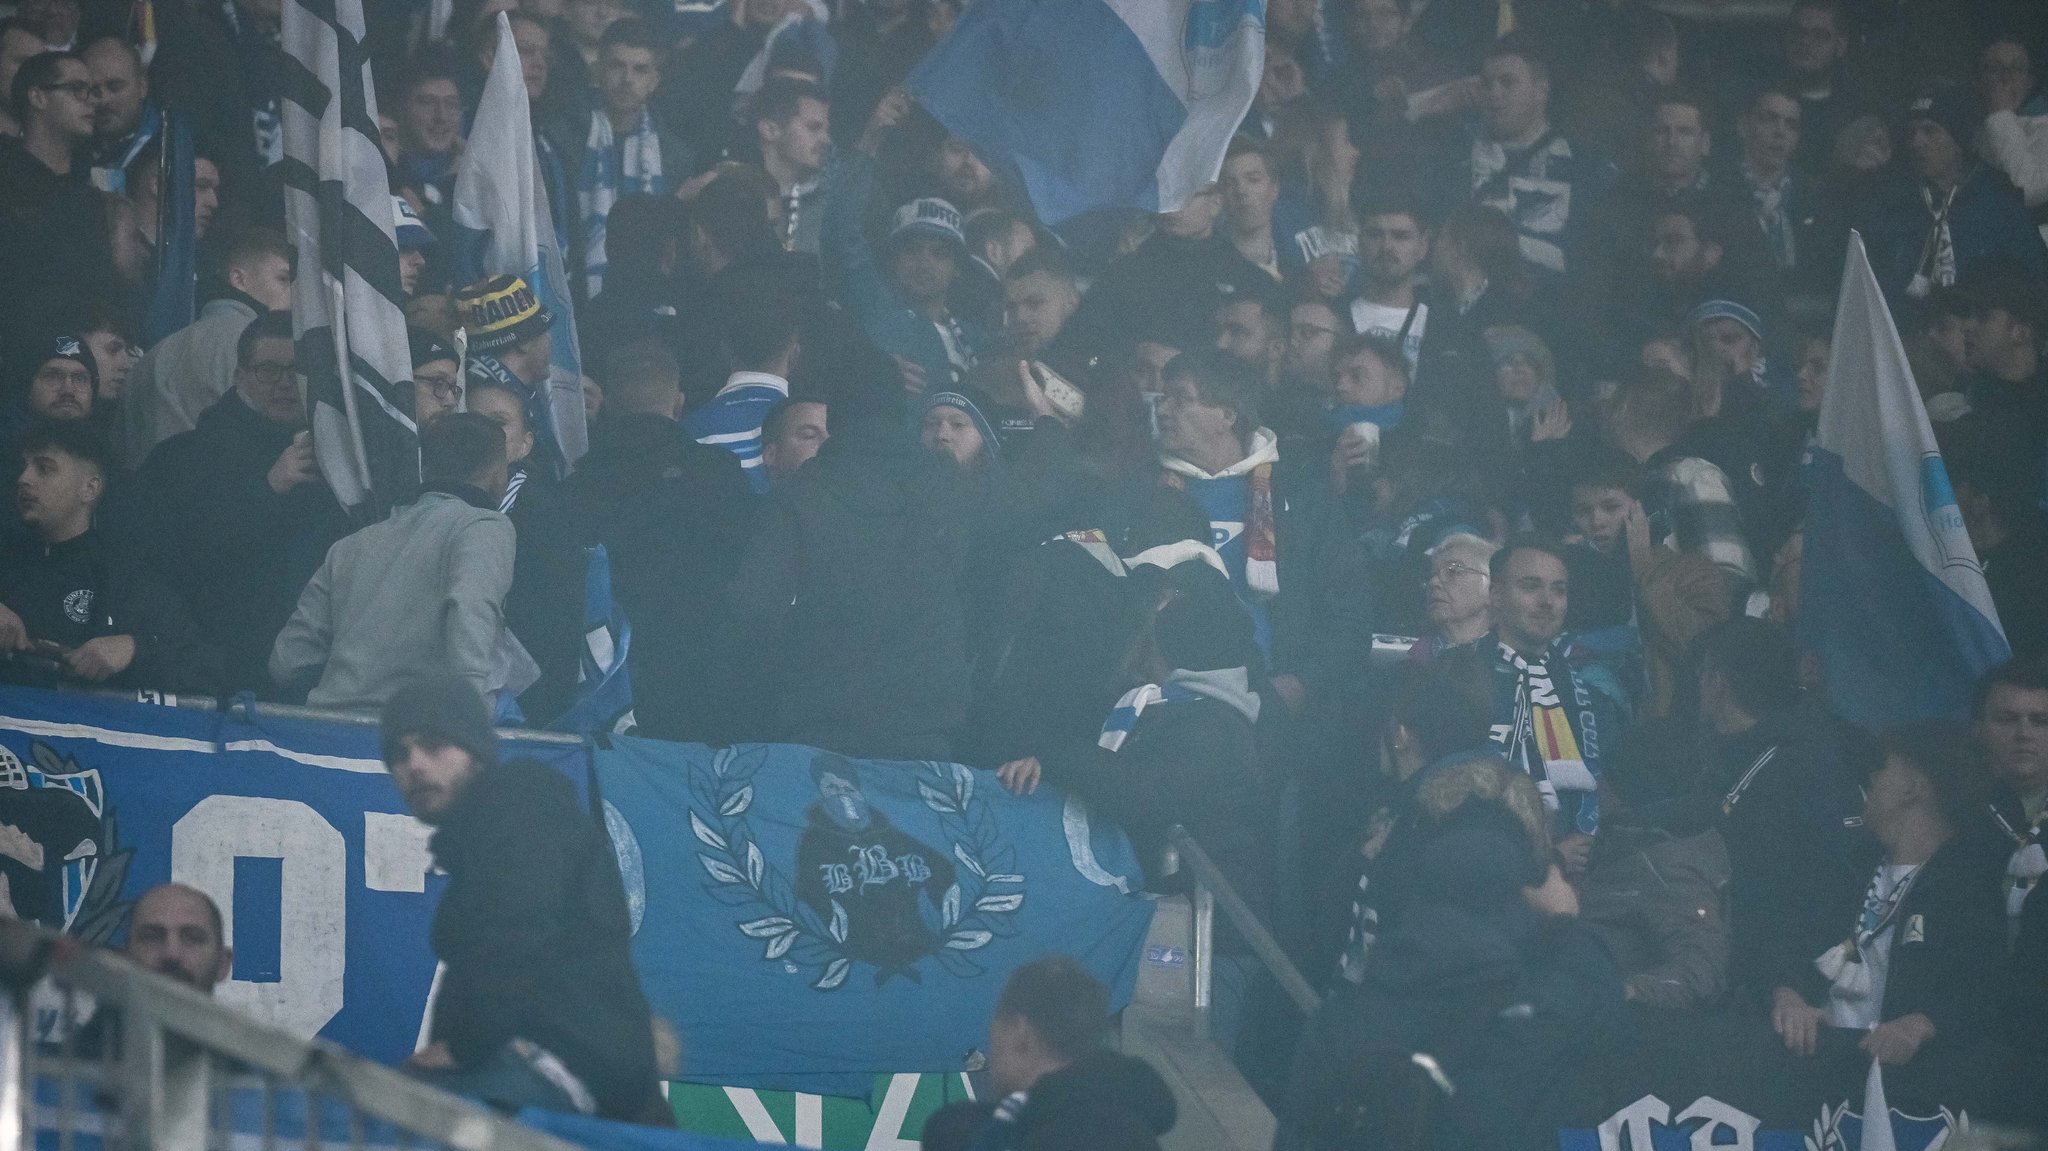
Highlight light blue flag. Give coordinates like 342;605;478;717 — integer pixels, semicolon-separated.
596;742;1157;1096
548;543;636;735
907;0;1265;225
1801;233;2009;728
452;13;588;469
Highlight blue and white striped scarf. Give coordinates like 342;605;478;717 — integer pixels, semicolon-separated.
1097;682;1204;752
578;107;664;297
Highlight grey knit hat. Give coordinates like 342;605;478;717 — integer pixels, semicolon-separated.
379;674;497;767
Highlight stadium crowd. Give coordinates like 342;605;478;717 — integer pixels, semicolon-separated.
5;0;2048;1144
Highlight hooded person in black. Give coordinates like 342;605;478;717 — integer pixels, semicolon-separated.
0;420;216;693
380;676;660;1122
1283;759;1626;1151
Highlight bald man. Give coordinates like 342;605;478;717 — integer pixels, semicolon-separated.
124;882;232;992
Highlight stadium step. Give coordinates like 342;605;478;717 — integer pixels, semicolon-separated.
1120;895;1277;1151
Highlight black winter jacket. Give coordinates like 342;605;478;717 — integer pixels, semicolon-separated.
727;418;975;759
427;758;658;1120
566;414;755;743
1040;687;1272;942
1703;709;1866;1002
0;528;219;692
1778;832;2009;1050
120;393;350;695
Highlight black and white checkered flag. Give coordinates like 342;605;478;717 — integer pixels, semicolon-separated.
278;0;417;518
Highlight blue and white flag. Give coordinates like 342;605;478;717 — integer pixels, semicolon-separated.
596;741;1156;1095
453;13;589;469
1802;233;2009;728
279;0;420;517
907;0;1265;225
548;543;636;735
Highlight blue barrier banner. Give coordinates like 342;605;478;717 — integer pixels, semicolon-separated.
595;739;1157;1094
0;686;588;1065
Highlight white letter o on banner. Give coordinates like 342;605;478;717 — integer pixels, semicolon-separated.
171;796;346;1038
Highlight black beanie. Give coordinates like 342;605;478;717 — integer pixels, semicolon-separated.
379;675;497;767
1153;575;1255;673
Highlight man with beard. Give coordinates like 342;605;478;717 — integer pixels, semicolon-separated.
794;753;955;983
1349;200;1431;377
381;675;659;1119
124;883;232;992
64;883;232;1058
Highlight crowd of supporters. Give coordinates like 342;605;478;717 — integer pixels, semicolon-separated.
4;0;2048;1143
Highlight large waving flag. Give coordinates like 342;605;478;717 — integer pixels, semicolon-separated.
278;0;418;517
1801;233;2009;727
907;0;1265;225
453;14;588;469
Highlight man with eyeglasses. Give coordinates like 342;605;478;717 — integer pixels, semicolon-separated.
1978;36;2048;249
0;51;117;365
122;311;350;695
121;226;294;468
1282;299;1345;398
407;328;464;426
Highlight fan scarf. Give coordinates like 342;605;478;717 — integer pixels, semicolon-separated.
1816;861;1921;1002
1491;640;1602;835
1160;429;1281;598
578;107;665;296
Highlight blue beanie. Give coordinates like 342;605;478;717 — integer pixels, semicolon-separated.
1686;299;1764;343
919;390;1002;461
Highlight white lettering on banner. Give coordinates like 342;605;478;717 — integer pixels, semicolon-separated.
1596;1095;1763;1151
171;796;346;1038
719;1074;946;1149
1674;1096;1758;1151
363;812;435;892
1598;1095;1670;1151
726;1087;790;1144
863;1073;922;1151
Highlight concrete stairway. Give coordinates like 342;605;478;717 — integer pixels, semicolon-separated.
1118;895;1277;1151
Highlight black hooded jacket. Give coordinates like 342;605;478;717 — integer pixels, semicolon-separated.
923;1050;1177;1151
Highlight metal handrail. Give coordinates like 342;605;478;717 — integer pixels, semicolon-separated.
84;687;587;746
1165;826;1322;1017
1;918;582;1151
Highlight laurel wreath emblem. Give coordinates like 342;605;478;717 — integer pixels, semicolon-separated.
689;748;1025;991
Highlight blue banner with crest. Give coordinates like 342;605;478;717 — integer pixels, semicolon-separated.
594;737;1158;1096
0;686;587;1065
